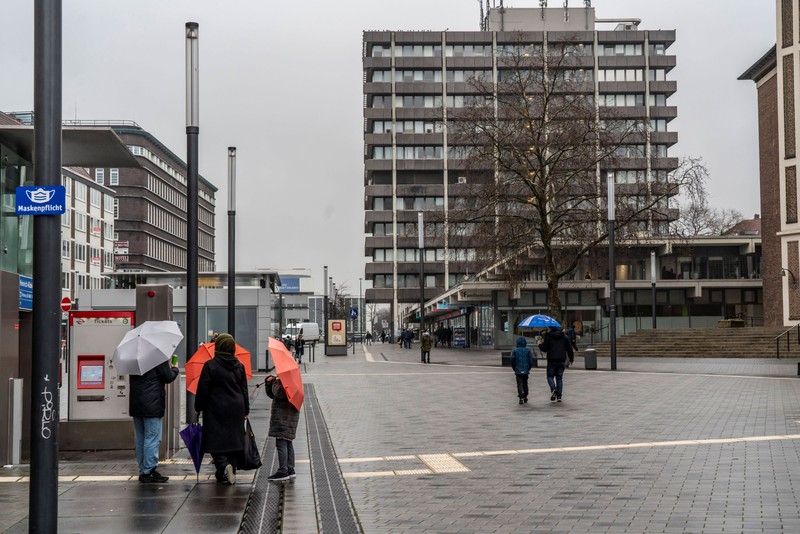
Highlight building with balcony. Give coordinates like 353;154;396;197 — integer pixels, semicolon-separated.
363;5;679;331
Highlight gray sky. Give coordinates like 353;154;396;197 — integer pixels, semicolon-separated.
1;1;776;294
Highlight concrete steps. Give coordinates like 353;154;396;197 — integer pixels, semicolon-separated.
587;327;800;358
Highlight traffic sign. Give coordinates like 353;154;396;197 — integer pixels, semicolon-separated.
349;307;358;319
15;185;66;215
60;297;72;312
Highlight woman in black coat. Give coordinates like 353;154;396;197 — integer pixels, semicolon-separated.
194;333;249;484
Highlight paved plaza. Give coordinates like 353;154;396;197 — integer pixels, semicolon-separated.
3;342;800;533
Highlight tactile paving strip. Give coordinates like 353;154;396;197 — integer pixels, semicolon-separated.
239;435;283;533
305;384;363;534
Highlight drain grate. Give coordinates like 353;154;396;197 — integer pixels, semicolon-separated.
240;435;283;533
305;384;363;534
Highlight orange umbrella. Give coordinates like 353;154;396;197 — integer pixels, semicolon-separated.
268;337;304;411
186;341;252;394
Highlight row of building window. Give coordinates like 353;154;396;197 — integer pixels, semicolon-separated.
94;168;120;186
146;236;187;269
370;42;668;59
370;93;669;109
61;240;113;267
61;272;113;291
371;144;670;161
373;196;445;211
372;221;478;237
373;248;477;262
129;145;215;205
147;204;187;239
375;68;668;84
373;273;461;288
371;118;668;135
61;175;115;214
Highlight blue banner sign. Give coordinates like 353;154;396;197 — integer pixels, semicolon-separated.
15;186;66;215
278;276;300;293
349;307;359;319
19;275;32;311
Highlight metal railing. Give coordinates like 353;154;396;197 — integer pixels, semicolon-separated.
775;324;800;359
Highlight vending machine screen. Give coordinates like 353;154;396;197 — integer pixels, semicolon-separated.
77;355;105;389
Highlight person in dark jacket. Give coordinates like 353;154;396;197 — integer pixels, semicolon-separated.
265;374;300;482
194;333;250;485
511;337;534;404
130;359;179;483
537;326;574;402
420;331;433;363
565;325;578;351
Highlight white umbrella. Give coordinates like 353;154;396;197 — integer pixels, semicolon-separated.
113;320;184;375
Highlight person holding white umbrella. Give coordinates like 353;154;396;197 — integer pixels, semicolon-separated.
129;355;179;483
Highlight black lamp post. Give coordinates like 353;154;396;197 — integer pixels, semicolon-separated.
323;265;328;351
418;211;425;334
227;147;236;336
651;251;657;329
607;174;617;370
185;22;200;423
31;1;61;528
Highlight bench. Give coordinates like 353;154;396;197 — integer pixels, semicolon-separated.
501;350;548;368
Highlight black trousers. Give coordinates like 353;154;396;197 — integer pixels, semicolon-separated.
515;374;529;399
211;451;240;481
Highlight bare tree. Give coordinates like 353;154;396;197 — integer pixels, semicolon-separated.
670;159;744;237
442;35;703;319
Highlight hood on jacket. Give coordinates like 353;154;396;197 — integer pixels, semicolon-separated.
547;329;566;340
212;350;241;370
516;336;527;347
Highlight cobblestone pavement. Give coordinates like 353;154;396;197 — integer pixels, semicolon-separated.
3;343;800;533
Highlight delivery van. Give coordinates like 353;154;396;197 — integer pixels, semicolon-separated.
283;322;320;343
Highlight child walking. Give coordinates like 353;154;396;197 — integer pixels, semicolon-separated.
265;374;300;481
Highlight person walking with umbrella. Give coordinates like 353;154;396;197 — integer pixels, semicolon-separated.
537;326;574;402
194;333;250;485
511;336;534;404
130;358;179;483
265;373;301;482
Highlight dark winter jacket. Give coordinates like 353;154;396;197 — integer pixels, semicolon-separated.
194;351;249;453
538;329;575;364
129;361;179;418
511;337;534;375
565;327;578;350
420;334;433;352
266;379;300;440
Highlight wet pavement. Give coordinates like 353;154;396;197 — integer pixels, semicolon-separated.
3;342;800;533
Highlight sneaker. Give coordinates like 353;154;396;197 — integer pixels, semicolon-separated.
140;469;169;483
557;397;562;403
288;468;297;480
519;398;524;404
550;390;557;402
225;464;236;485
523;398;528;403
268;470;291;482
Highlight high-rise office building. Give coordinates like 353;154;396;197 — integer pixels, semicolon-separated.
363;6;678;326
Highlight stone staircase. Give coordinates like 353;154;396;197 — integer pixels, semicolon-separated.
586;327;800;359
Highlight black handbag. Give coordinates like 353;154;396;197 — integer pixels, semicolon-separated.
239;419;262;470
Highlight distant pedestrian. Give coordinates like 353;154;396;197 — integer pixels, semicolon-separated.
283;335;292;352
365;331;373;345
511;336;534;404
420;331;433;363
537;327;574;402
194;333;250;485
265;374;300;482
130;359;179;483
564;325;578;351
295;332;304;363
404;329;414;349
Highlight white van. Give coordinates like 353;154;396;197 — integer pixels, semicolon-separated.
283;322;320;343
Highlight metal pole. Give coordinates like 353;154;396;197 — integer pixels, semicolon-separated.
418;211;425;334
227;147;236;336
185;22;200;423
323;265;328;352
651;250;657;330
359;277;363;338
31;1;61;529
607;174;617;370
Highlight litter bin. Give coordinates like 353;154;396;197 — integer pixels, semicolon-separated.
501;351;512;367
584;348;597;370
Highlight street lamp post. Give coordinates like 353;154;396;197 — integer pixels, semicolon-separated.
31;1;62;528
607;174;617;370
651;250;657;330
227;147;236;336
323;265;328;352
359;277;363;337
418;211;425;335
185;22;200;422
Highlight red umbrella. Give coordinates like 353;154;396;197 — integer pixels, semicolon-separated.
186;341;252;394
268;337;304;411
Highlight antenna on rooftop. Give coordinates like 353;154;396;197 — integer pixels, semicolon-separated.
564;0;569;22
584;0;591;6
540;0;547;20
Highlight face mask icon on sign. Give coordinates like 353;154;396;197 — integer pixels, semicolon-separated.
26;188;55;203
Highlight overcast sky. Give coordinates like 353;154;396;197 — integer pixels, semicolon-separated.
0;1;776;294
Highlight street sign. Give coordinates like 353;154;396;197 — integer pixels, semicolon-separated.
349;307;358;319
60;297;72;312
15;186;66;215
19;275;32;311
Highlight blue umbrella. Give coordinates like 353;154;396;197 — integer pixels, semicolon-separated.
518;314;561;328
179;423;203;481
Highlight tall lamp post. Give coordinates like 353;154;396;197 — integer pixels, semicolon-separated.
227;147;236;336
323;265;328;352
607;174;617;370
418;211;425;334
651;250;657;330
359;277;363;336
31;0;62;528
185;22;200;422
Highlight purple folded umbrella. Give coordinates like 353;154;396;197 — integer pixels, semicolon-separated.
179;423;203;480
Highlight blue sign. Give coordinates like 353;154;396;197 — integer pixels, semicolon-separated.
278;276;300;293
15;186;66;215
19;276;32;311
349;307;359;319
